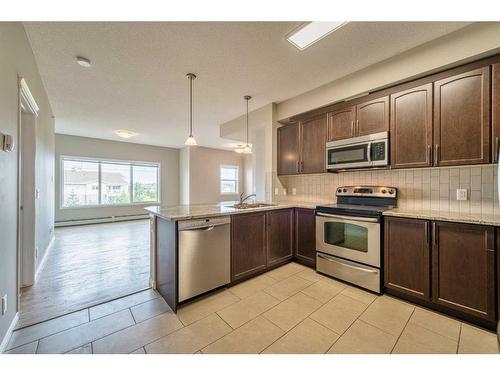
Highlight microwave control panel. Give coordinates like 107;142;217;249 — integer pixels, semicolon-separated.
371;142;386;161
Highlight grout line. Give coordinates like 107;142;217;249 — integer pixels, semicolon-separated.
130;308;137;324
456;323;463;354
389;305;416;354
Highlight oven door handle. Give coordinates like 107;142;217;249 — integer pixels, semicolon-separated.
317;253;378;273
316;212;379;223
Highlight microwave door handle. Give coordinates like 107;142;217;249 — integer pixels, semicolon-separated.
316;212;379;223
366;142;372;163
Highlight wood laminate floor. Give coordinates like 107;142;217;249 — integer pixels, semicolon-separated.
17;220;150;329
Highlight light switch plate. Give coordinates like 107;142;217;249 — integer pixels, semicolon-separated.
283;189;287;196
456;189;468;201
274;188;279;196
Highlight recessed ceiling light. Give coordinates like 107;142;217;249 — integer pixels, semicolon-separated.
287;21;348;50
76;56;92;68
114;130;138;139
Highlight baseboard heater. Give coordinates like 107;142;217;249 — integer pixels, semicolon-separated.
55;214;150;227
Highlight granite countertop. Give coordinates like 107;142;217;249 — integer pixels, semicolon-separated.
383;208;500;227
145;200;328;221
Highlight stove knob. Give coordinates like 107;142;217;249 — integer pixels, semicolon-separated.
381;189;387;194
389;189;394;195
337;189;342;194
343;188;347;193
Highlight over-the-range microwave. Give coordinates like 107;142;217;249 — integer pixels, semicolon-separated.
326;131;389;171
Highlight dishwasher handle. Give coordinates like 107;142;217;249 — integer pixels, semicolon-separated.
178;217;231;231
180;224;224;232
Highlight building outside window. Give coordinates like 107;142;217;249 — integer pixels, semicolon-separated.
62;157;160;208
220;165;239;194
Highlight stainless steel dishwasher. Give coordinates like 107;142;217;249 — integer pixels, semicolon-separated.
178;216;231;302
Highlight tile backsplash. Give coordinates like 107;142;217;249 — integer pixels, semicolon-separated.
275;165;500;216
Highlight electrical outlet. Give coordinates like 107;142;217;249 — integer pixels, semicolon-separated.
274;188;279;196
292;188;297;195
2;295;7;316
456;189;468;201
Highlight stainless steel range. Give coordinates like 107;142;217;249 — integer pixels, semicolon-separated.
315;186;397;293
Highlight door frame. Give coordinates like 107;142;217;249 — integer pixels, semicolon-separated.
17;77;39;304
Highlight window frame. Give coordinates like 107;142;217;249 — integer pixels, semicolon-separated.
220;164;239;195
60;155;161;209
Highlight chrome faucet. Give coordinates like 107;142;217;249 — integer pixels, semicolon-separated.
239;192;256;205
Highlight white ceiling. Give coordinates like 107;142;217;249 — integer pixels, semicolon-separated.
24;22;471;149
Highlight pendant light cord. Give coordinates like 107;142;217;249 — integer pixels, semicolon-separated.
189;75;193;137
244;95;251;146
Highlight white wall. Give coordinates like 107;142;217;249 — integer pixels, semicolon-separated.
0;23;55;347
179;147;190;205
55;134;179;222
180;146;245;204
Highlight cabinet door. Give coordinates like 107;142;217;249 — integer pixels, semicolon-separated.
231;212;267;281
432;221;496;321
327;106;355;141
390;84;433;168
434;67;490;166
294;208;316;267
300;114;327;174
356;96;389;137
493;63;500;162
277;123;300;175
384;217;431;302
266;209;293;267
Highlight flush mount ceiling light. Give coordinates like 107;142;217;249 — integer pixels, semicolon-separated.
185;73;198;146
286;21;348;50
114;129;138;139
76;56;92;67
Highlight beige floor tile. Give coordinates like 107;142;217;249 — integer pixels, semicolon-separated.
217;291;280;329
7;309;89;350
340;286;378;305
228;274;277;299
5;341;38;354
130;347;146;354
264;275;313;301
263;292;322;331
309;294;367;335
131;297;172;323
302;279;346;303
328;320;397;354
66;343;92;354
89;289;159;320
92;310;183;354
263;318;339;354
145;314;232;354
458;324;500;354
202;316;284;354
295;268;325;283
37;309;135;354
265;262;307;281
392;322;458;354
359;295;414;336
409;307;461;341
176;290;239;325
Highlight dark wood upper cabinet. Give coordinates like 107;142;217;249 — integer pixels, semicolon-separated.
294;208;316;267
432;221;496;321
300;114;327;174
231;212;267;282
384;217;431;302
390;84;433;169
327;106;355;141
433;67;491;166
277;123;300;176
356;96;389;137
266;209;294;267
492;63;500;162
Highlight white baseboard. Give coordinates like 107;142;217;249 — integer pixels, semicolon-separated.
35;235;55;283
55;214;149;227
0;312;19;353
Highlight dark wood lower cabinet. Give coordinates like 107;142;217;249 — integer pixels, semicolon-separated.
384;216;498;328
294;208;316;267
432;221;496;321
231;212;267;282
266;209;294;267
384;217;430;302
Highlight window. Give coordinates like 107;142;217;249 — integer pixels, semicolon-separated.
62;157;159;208
220;165;239;194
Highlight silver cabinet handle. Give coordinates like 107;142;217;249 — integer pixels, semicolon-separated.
356;119;359;135
495;137;499;163
350;121;354;137
317;253;378;273
427;145;432;165
316;212;379;223
434;144;439;166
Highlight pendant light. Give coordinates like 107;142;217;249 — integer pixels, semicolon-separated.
242;95;252;154
185;73;197;146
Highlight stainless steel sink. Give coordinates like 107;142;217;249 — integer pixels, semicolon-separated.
230;203;276;209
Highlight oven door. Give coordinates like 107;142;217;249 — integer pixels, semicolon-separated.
316;212;380;267
326;142;370;170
